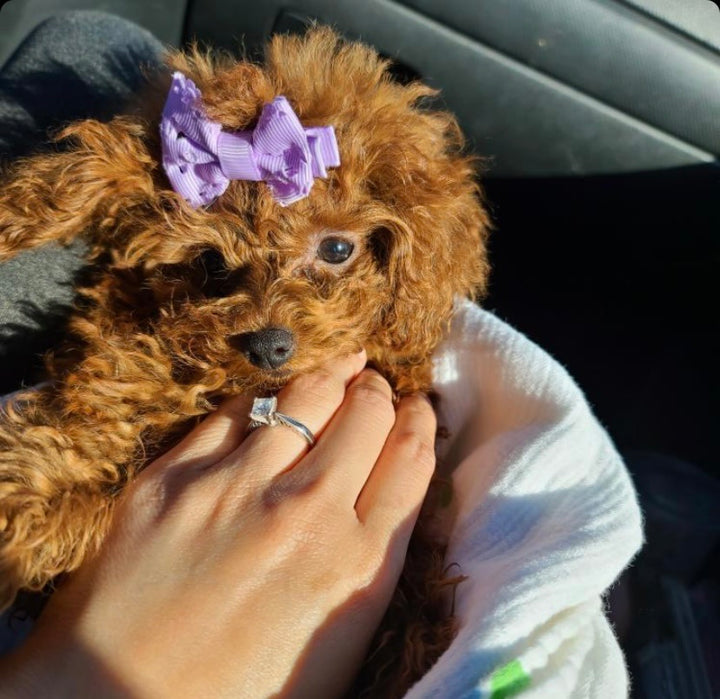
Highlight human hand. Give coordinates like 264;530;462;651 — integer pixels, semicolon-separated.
0;351;436;698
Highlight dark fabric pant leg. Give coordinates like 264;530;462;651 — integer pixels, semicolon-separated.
0;11;164;393
0;10;164;158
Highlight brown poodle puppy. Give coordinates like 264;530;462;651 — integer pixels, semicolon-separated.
0;27;489;695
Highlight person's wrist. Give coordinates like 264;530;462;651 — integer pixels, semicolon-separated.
0;635;61;698
0;625;116;699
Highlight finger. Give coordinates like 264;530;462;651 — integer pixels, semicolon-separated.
145;394;255;476
355;394;436;530
304;369;396;504
232;349;367;479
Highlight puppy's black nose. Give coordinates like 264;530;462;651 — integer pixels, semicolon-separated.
231;327;295;370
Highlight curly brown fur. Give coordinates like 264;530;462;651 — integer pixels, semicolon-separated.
0;28;489;694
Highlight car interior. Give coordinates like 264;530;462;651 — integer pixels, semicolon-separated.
1;0;719;696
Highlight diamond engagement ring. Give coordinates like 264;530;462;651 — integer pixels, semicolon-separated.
248;396;316;446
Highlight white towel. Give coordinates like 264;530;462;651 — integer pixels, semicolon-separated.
407;300;644;698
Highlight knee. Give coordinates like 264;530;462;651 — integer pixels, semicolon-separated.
0;10;165;155
26;10;163;68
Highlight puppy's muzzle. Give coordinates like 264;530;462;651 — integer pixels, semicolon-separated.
230;327;295;370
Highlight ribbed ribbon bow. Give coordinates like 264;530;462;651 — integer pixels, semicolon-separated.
160;72;340;208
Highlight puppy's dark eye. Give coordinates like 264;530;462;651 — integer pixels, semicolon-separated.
198;248;227;277
317;237;354;264
196;248;247;298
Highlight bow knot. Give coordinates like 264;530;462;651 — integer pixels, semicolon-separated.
160;72;340;208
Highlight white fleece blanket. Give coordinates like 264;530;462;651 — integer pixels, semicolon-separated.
408;300;644;698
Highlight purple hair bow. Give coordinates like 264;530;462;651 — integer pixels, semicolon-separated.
160;72;340;208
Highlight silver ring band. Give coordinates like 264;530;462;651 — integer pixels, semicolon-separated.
248;396;316;446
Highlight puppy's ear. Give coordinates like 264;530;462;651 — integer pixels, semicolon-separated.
0;117;155;261
370;177;490;390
